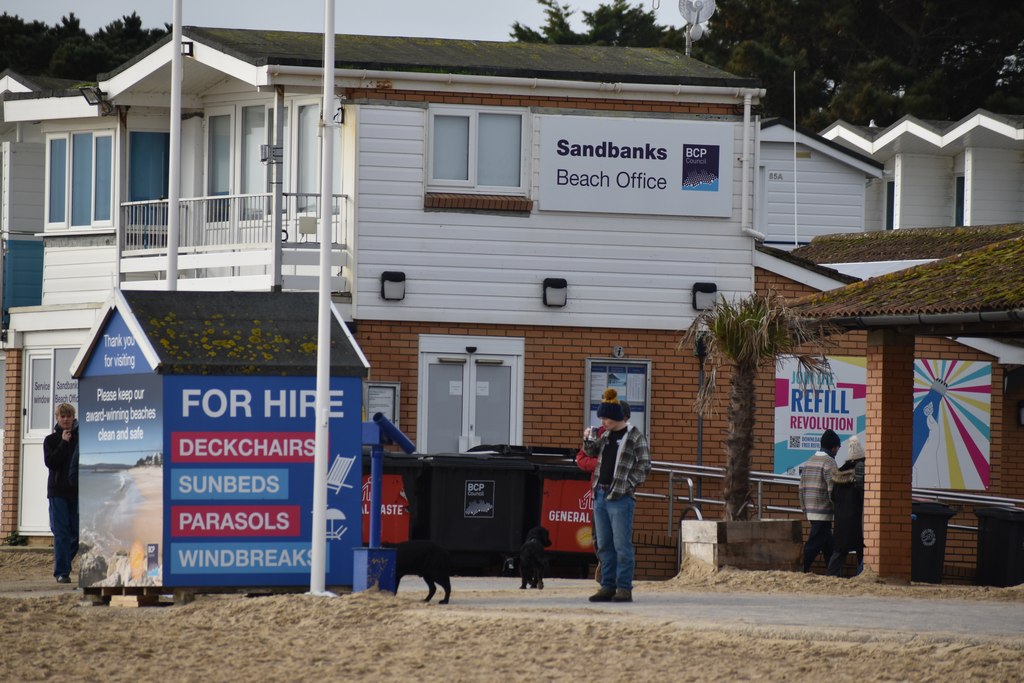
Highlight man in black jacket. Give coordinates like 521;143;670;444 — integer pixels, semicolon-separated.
43;403;79;583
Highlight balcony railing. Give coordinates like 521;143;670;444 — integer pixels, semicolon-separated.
119;192;350;293
121;192;348;252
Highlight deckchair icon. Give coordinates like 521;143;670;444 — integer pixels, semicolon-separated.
327;454;357;494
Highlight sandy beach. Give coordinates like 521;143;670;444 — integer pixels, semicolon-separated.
1;549;1022;682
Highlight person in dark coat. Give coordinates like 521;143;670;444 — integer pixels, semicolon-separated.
827;436;866;577
43;403;80;583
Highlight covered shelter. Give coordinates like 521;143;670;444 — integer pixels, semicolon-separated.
794;236;1024;580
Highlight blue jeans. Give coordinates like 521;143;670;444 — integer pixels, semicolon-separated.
593;488;636;591
48;496;79;579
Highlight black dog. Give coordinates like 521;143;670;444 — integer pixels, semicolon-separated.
519;526;552;590
395;540;451;604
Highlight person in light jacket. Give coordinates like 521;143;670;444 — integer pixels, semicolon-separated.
799;429;840;573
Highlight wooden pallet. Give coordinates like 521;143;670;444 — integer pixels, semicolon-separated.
82;584;326;606
82;586;165;608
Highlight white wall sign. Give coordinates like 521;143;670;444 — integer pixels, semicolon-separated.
538;115;735;217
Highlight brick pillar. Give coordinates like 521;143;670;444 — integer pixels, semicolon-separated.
864;330;914;581
1;349;24;536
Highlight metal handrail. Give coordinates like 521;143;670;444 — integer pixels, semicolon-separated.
647;459;1024;534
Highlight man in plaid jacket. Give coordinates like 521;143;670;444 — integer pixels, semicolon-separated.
581;388;651;603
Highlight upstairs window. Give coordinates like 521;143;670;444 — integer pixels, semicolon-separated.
47;132;113;227
428;107;526;193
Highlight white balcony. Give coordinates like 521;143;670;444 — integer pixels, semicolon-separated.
118;192;350;293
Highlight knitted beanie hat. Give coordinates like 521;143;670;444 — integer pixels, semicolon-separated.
847;435;865;460
596;388;625;421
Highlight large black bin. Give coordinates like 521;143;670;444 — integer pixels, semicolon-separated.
974;507;1024;587
911;501;956;583
418;453;535;556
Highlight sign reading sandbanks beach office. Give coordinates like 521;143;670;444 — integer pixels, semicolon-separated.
538;115;734;217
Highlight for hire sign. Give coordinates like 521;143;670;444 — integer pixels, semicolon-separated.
538;115;734;217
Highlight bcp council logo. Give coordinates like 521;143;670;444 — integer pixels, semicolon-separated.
681;144;720;192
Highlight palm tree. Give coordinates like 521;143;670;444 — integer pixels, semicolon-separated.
681;292;833;521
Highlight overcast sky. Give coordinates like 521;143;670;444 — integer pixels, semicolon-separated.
4;1;690;42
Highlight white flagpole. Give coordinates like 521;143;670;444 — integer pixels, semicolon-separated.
310;0;336;595
167;0;182;289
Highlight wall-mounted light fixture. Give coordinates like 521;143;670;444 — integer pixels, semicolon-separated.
78;86;114;116
691;282;718;311
543;278;568;307
380;271;406;301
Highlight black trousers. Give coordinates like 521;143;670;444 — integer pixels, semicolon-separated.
802;520;833;572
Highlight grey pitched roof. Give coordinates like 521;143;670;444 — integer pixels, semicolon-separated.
792;224;1024;264
0;68;83;99
103;27;759;89
120;291;367;377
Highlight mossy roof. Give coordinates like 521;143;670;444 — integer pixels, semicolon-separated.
793;237;1024;322
122;291;367;377
104;27;758;89
791;224;1024;264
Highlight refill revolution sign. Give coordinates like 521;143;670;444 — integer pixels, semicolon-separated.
538;115;735;217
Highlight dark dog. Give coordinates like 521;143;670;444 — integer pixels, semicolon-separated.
395;540;451;604
519;525;552;590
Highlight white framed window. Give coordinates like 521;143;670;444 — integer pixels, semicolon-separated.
205;106;234;198
46;131;114;228
428;107;527;193
25;347;79;436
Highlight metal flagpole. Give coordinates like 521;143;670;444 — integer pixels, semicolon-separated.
310;0;336;595
167;0;182;289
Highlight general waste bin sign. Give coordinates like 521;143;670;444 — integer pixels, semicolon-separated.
73;290;368;589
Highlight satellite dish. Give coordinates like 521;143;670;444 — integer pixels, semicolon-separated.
678;0;717;25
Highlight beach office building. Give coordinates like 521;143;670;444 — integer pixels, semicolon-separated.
1;28;1021;582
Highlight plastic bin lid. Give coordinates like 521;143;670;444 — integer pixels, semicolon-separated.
421;452;536;470
974;506;1024;521
911;500;956;517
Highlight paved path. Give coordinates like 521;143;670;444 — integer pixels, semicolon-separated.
400;577;1024;642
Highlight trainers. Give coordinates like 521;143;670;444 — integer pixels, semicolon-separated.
588;587;615;602
56;575;71;584
611;589;632;602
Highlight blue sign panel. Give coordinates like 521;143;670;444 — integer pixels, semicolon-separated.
162;374;362;587
83;310;149;376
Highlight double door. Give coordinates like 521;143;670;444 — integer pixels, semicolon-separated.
418;336;523;453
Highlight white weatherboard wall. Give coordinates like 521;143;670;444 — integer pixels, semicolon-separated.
42;241;118;306
759;141;869;245
353;105;755;331
968;147;1023;225
896;154;953;229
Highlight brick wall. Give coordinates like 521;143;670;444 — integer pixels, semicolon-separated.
351;87;744;118
1;349;22;537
